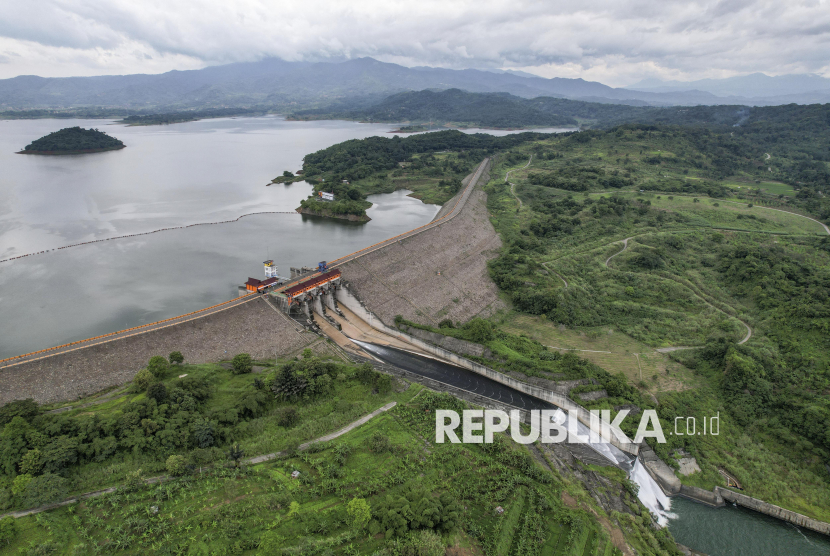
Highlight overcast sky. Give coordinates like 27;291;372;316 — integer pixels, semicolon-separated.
0;0;828;86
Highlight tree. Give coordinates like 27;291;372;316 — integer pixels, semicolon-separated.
192;418;215;448
232;353;253;375
169;351;184;365
0;516;17;547
19;449;43;476
0;399;39;427
147;382;168;403
0;417;30;476
462;318;494;343
11;474;32;495
283;171;294;178
147;356;169;379
347;497;371;530
132;368;153;392
227;443;245;468
166;454;187;476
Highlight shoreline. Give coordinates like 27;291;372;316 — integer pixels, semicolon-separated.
16;145;126;155
296;207;371;222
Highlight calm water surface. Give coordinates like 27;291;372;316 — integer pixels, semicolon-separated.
668;496;830;555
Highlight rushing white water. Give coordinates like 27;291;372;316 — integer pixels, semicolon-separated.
631;459;675;525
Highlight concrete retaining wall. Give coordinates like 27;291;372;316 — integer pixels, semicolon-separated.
715;487;830;536
678;485;724;507
336;285;639;456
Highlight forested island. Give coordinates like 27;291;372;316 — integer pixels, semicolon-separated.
118;107;269;126
18;127;125;154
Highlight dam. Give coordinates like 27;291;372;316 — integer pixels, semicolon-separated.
3;153;829;551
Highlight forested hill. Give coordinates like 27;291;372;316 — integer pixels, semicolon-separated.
291;88;659;128
20;127;125;153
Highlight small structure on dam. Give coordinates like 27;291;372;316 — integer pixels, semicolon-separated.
270;268;343;322
239;260;288;295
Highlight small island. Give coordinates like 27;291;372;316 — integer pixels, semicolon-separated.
18;126;125;155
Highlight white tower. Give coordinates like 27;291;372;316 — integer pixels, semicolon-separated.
264;260;279;278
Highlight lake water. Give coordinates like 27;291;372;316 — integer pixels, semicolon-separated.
669;496;830;555
0;117;571;358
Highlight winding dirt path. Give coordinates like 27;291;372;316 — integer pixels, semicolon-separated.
604;237;633;268
505;155;532;209
602;236;752;347
541;261;568;287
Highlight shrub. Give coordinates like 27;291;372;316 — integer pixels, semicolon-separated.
232;353;253;374
20;473;67;508
166;454;187;476
368;432;392;453
347;497;371;529
121;469;145;493
132;368;153;392
147;356;169;379
276;407;298;427
376;374;392;394
355;363;377;385
388;530;445;556
169;351;184;365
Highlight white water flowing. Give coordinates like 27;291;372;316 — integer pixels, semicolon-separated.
631;459;675;525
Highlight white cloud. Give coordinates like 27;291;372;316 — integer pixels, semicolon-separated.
0;0;828;85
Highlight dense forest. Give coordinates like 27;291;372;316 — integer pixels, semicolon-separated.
295;130;553;217
20;127;125;153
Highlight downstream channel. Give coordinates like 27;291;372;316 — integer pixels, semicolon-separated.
354;341;830;556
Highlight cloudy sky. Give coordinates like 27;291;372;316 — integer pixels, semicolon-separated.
0;0;828;86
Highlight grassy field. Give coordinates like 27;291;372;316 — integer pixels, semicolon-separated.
498;313;698;393
721;180;796;197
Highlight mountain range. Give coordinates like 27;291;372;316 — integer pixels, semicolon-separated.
1;57;828;111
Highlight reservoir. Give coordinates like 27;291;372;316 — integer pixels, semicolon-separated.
0;117;568;358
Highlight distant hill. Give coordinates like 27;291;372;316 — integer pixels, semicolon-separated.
626;73;830;101
1;57;818;112
20;127;125;154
